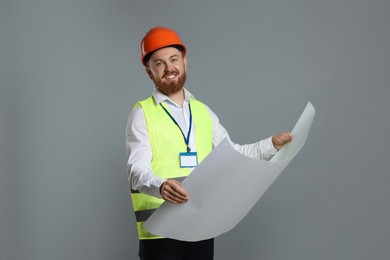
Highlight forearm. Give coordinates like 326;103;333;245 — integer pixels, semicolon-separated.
128;164;165;198
206;105;277;160
230;136;277;160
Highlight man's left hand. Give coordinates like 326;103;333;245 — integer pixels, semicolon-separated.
272;132;293;151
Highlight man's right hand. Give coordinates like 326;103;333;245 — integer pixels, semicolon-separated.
160;179;189;204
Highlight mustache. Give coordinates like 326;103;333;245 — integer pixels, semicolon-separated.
162;69;179;78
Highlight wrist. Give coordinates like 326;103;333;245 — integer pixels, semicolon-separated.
159;181;167;195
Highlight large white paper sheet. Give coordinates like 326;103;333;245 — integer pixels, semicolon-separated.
144;102;315;241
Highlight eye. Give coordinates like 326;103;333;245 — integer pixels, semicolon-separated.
155;62;162;67
170;58;178;63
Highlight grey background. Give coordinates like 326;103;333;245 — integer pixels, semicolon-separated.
1;0;389;259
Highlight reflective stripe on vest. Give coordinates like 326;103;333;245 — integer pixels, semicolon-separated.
131;96;213;240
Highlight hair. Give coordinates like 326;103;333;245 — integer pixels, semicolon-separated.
144;44;184;66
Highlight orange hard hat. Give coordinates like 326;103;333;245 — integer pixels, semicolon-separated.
140;27;186;67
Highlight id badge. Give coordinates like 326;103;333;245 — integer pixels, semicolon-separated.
179;152;198;168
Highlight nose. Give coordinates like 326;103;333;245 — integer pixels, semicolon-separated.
164;61;174;72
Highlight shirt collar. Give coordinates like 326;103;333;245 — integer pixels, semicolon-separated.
152;88;195;106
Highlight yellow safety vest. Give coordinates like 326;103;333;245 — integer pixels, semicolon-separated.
131;96;213;239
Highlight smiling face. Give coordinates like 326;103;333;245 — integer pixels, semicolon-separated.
146;46;187;96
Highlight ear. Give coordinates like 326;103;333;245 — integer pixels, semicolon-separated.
183;56;188;72
145;67;153;80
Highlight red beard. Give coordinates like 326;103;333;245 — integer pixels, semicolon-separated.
153;70;187;96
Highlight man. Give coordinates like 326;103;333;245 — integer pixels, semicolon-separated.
126;27;293;260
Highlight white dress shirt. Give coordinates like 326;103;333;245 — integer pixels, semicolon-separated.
126;88;277;198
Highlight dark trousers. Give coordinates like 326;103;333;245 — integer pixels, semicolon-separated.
139;238;214;260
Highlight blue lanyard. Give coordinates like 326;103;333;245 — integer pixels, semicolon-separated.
160;102;192;153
